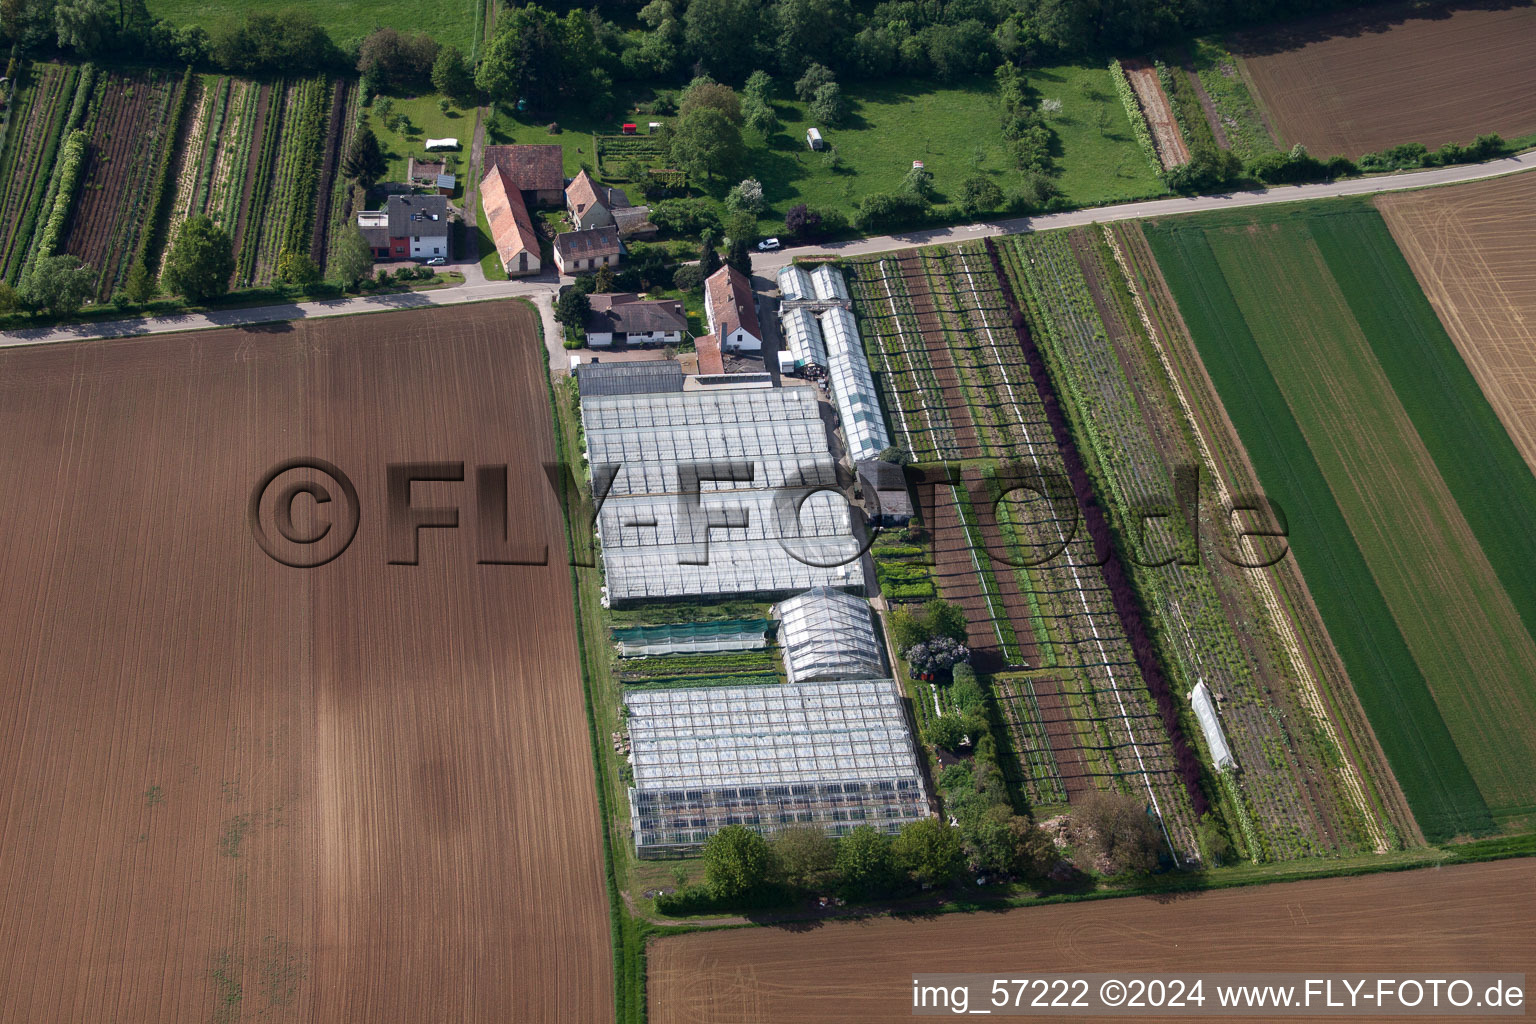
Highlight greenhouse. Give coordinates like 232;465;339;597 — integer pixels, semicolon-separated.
811;263;851;303
625;679;930;854
777;264;813;303
820;306;891;461
774;588;885;684
612;619;772;657
581;387;867;602
779;307;827;369
1191;680;1237;771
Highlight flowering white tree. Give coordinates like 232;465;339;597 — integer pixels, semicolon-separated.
725;177;765;215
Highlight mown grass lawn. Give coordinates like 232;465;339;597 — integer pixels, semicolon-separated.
367;94;474;191
149;0;480;52
489;67;1165;237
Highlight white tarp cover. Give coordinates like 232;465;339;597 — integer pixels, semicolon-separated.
1191;680;1236;771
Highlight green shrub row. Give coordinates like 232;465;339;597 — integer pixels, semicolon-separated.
1108;59;1158;172
31;129;90;259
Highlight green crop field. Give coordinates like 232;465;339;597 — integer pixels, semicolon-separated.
149;0;480;53
1146;201;1536;841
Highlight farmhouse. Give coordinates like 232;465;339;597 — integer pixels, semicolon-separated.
704;265;762;353
582;293;688;347
554;225;621;276
483;143;566;207
480;166;541;276
625;679;929;854
356;194;450;261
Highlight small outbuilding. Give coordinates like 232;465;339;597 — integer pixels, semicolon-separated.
857;460;913;526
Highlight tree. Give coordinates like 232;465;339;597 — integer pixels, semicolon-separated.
743;69;773;103
785;203;812;239
836;825;897;900
901;163;935;199
17;254;95;316
554;287;591;328
332;225;374;289
698;244;722;278
342;127;387;188
593;264;615;293
794;62;836;102
1196;814;1233;865
959;174;1003;216
808;81;845;127
276;249;320;288
725;237;753;277
1069;790;1164;876
682;0;762;80
671;263;704;292
772;826;836;890
357;27;439;91
679;77;742;125
724;177;764;215
893;818;963;887
702;824;772;901
430;44;476;106
924;598;967;643
962;808;1056;877
54;0;115;55
476;5;603;111
743;95;778;136
161;216;234;303
669;107;744;183
925;713;966;752
773;0;851;78
0;281;17;314
121;260;156;304
888;606;927;655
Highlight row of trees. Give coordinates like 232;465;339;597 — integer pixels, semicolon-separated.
662;814;1058;914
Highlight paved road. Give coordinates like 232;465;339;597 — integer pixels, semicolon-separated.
5;151;1532;354
757;150;1536;271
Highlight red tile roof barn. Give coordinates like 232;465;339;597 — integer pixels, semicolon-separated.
480;166;540;270
483;144;565;194
705;265;760;341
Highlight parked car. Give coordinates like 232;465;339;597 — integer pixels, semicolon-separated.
425;256;447;266
757;237;782;252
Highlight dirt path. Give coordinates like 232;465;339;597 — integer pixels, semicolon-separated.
1123;59;1189;168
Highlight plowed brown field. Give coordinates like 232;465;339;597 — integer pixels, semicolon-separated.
649;858;1535;1023
0;302;612;1022
1378;171;1536;475
1237;4;1536;158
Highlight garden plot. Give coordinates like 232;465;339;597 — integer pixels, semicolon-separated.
999;225;1379;860
846;244;1202;857
0;62;78;281
62;68;189;300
